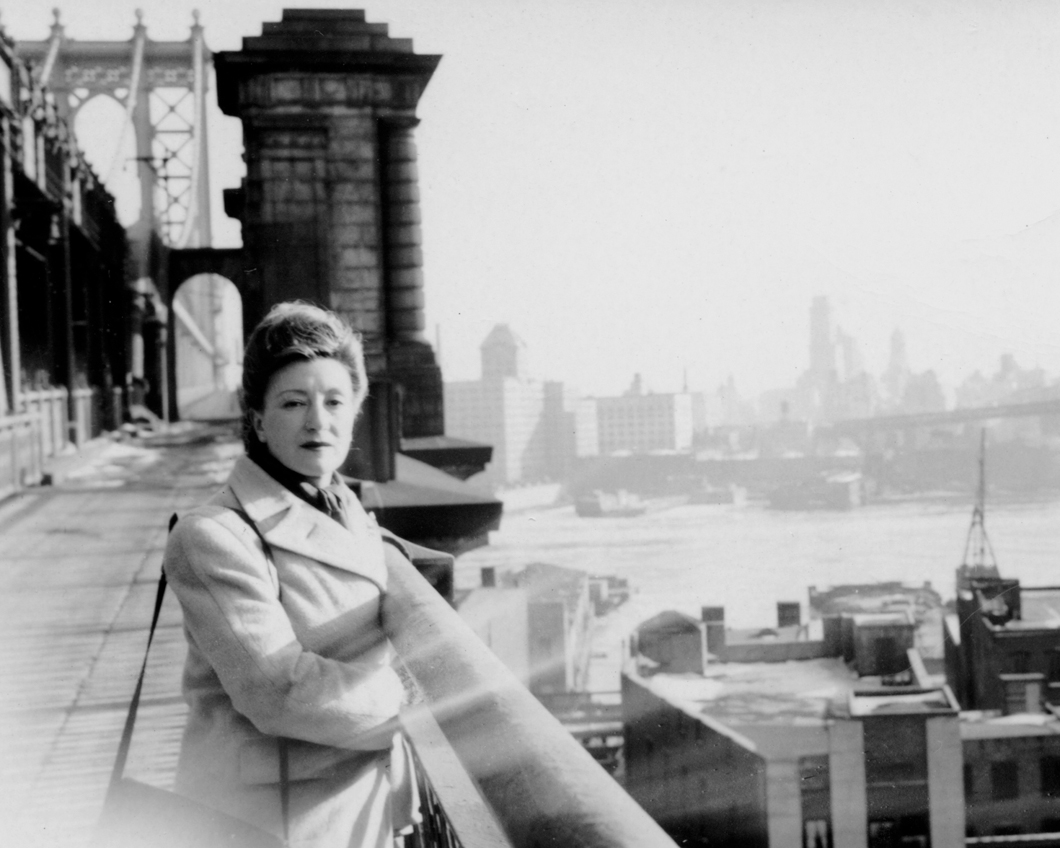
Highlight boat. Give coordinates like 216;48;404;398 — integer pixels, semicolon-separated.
575;489;647;518
768;472;863;511
688;482;748;506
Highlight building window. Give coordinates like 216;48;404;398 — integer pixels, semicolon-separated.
1009;651;1031;674
991;761;1019;801
800;756;831;848
868;819;896;848
964;763;974;799
1042;756;1060;798
804;818;832;848
1049;650;1060;682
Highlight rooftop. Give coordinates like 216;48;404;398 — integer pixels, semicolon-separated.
645;657;860;728
1016;587;1060;629
960;709;1060;740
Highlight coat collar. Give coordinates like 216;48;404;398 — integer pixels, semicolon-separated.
223;456;387;590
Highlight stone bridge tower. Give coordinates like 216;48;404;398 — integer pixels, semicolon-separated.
214;9;444;453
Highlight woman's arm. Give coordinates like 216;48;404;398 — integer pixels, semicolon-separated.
165;509;403;750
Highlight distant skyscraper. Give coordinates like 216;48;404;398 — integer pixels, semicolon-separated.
795;296;878;423
809;296;836;381
480;323;528;383
881;329;910;410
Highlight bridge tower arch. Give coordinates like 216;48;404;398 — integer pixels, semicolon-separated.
17;9;215;420
19;9;212;250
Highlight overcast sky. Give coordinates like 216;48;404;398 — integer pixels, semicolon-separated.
7;0;1060;401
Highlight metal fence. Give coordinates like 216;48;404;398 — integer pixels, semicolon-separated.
0;413;42;500
1;386;112;499
71;387;102;446
22;388;69;459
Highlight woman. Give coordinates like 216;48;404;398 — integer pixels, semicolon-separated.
164;301;415;848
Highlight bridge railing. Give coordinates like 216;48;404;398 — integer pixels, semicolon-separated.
0;413;42;500
22;387;70;460
385;553;677;848
71;387;102;446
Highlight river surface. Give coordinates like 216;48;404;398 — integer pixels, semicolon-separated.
456;495;1060;640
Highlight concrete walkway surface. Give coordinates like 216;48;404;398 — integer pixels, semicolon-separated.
0;422;242;847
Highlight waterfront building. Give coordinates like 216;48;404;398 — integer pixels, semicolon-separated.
577;375;696;457
951;567;1060;841
962;710;1060;840
445;324;575;485
623;604;964;848
946;567;1060;714
625;576;1060;847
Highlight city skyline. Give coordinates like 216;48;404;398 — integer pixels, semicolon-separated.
8;0;1060;399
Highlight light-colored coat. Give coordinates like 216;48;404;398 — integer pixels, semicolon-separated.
163;455;406;848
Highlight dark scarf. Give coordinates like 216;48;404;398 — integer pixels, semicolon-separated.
248;442;349;528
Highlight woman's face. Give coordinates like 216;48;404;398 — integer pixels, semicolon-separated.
252;357;360;485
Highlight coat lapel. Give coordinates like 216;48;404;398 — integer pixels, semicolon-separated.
225;456;387;590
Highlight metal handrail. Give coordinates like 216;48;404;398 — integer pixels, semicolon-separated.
383;553;677;848
401;703;514;848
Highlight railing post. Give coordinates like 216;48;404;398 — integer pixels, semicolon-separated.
400;704;514;848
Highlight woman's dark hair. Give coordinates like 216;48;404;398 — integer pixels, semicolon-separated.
240;301;368;451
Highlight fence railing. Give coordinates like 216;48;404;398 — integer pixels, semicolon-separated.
401;705;515;848
4;385;120;498
385;552;677;848
71;387;101;446
22;387;69;460
0;413;42;500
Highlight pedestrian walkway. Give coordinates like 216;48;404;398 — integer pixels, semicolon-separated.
0;422;242;848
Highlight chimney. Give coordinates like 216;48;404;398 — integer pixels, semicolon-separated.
481;567;496;588
777;602;801;628
823;615;844;657
702;606;726;656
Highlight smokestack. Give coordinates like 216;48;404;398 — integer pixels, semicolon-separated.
823;615;843;657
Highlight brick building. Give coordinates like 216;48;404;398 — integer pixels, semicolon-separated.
623;634;963;848
625;581;1060;847
946;567;1060;713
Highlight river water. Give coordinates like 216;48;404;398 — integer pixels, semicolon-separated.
456;494;1060;682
